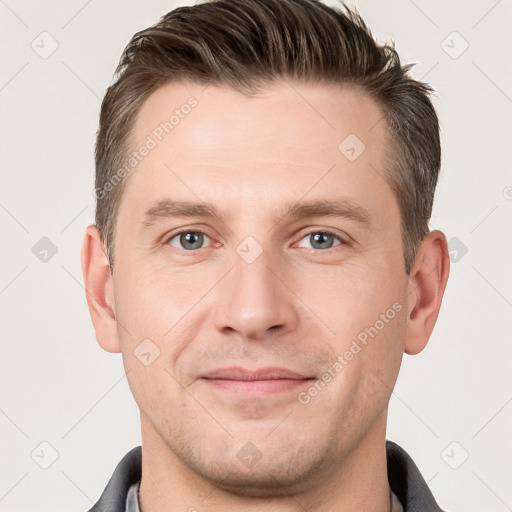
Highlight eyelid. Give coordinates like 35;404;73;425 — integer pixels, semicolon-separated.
292;228;350;248
162;226;350;253
163;227;217;249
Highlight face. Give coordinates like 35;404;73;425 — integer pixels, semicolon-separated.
112;81;409;495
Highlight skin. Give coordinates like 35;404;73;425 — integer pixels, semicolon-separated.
82;80;449;512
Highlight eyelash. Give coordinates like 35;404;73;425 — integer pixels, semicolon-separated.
297;229;347;249
164;228;348;253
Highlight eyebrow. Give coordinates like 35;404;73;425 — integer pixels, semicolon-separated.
141;198;371;229
142;200;223;229
280;200;370;226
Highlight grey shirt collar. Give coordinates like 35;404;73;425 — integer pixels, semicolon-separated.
88;441;443;512
125;480;403;512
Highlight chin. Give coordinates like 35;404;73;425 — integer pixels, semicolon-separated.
201;464;320;498
189;441;329;497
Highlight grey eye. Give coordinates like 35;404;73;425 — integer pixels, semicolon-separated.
169;231;211;250
297;232;341;250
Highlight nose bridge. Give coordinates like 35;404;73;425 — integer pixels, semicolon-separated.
235;244;276;302
214;239;297;339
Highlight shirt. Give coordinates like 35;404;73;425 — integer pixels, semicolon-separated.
88;440;445;511
125;480;404;511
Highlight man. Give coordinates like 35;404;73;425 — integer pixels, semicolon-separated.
81;0;450;510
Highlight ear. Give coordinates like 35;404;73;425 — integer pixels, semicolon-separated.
405;230;450;355
81;225;121;353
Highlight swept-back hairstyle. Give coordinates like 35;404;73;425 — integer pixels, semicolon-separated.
95;0;440;274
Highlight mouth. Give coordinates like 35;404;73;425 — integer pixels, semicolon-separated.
201;367;315;395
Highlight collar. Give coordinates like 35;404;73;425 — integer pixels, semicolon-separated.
88;440;444;511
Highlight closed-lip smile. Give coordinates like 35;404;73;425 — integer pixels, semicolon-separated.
201;366;314;394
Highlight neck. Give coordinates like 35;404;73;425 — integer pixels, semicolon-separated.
138;412;392;512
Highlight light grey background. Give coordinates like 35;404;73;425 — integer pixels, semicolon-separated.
1;1;511;511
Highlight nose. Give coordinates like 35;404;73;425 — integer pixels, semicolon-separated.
213;246;299;341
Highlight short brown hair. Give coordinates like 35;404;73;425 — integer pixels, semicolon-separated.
95;0;440;274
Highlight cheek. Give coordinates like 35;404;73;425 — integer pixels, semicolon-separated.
296;261;406;343
314;296;407;425
113;261;216;387
295;261;408;407
114;261;203;333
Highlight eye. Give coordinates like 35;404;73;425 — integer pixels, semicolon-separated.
167;230;212;251
296;231;343;250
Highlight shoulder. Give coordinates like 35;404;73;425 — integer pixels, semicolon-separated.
87;446;142;512
386;440;446;511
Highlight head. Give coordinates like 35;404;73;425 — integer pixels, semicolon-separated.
95;0;441;276
83;0;449;500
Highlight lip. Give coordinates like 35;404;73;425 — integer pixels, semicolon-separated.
201;367;314;395
202;366;308;380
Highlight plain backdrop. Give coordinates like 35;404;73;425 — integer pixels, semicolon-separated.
0;1;511;511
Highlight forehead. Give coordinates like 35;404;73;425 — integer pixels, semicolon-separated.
133;80;387;162
117;80;395;230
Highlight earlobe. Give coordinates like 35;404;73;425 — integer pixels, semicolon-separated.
404;230;450;355
81;225;121;353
